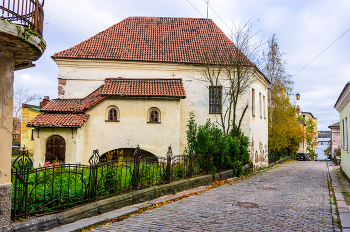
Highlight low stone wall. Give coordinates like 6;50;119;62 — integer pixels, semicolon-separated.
7;171;233;232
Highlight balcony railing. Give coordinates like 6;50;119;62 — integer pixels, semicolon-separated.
0;0;44;36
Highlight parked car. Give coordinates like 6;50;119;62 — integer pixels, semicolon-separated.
296;153;308;161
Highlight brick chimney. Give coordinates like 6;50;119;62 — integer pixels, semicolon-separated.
40;96;50;107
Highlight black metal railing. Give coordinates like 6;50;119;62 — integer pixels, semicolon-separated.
268;150;288;164
11;145;212;220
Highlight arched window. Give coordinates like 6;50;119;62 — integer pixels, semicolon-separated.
108;108;118;121
149;108;160;123
255;151;259;163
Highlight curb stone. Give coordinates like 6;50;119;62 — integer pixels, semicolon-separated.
329;163;350;230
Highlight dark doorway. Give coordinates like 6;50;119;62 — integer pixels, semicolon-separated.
45;135;66;163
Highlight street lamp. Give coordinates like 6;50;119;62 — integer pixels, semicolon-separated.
296;93;300;100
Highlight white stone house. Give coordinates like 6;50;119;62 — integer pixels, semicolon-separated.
335;81;350;181
28;17;270;168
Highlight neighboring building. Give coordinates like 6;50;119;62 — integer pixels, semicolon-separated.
28;17;270;168
328;122;340;160
12;121;21;143
297;118;307;154
300;111;318;152
335;81;350;181
21;97;50;153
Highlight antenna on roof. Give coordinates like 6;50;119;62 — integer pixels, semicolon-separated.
205;0;210;19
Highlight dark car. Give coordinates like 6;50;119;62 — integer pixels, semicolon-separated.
296;153;308;161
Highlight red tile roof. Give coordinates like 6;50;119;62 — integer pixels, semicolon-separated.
27;114;89;128
102;78;186;98
41;78;185;114
41;99;83;113
52;17;252;66
32;78;185;127
41;86;106;113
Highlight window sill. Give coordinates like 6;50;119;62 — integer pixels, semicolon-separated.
147;121;161;124
105;120;120;122
209;112;221;114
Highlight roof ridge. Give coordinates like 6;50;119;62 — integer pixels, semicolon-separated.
105;78;183;81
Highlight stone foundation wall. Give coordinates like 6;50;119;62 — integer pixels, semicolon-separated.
0;183;12;230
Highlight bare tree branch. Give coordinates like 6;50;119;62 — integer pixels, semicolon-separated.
13;88;39;129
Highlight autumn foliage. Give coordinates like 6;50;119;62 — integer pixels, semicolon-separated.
263;34;303;155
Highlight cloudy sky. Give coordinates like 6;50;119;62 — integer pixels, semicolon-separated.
14;0;350;130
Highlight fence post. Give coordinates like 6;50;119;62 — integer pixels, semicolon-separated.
11;146;33;220
88;149;100;200
165;145;173;183
188;146;194;178
206;150;210;175
131;145;142;189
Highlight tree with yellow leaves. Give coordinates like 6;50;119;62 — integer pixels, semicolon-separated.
263;34;303;156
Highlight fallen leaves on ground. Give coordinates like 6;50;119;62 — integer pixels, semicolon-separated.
281;159;298;165
81;161;298;231
81;179;232;231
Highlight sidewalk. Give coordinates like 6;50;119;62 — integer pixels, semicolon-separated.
329;162;350;232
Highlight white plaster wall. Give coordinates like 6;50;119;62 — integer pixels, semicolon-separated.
33;127;81;167
54;59;269;166
81;98;181;164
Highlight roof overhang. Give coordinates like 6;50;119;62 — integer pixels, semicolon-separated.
335;81;350;112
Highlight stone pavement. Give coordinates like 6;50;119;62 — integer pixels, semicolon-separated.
91;161;336;232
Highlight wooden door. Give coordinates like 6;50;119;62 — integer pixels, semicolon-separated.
46;135;66;163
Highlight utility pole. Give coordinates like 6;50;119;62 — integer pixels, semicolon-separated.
206;0;209;18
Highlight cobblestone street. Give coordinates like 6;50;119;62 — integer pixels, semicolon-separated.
92;162;335;231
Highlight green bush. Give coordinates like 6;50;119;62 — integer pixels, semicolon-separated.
185;112;250;176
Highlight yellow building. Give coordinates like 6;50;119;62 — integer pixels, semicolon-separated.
297;112;318;154
21;97;50;152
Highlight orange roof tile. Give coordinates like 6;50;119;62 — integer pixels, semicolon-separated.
41;99;83;112
52;17;252;66
41;78;185;114
27;114;89;128
102;78;186;98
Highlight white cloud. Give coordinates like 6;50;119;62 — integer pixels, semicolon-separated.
13;0;350;131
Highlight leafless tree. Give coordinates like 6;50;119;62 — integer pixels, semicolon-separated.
13;88;39;129
199;19;264;136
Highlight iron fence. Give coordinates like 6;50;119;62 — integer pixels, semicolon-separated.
268;150;288;164
11;145;212;220
0;0;44;35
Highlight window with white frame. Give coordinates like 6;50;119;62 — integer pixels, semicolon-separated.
259;92;262;118
263;95;266;119
252;88;255;116
106;106;120;122
346;117;348;150
342;119;345;149
148;108;161;123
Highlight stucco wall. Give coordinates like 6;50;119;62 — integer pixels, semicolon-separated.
33;127;82;167
0;51;14;185
50;59;269;167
